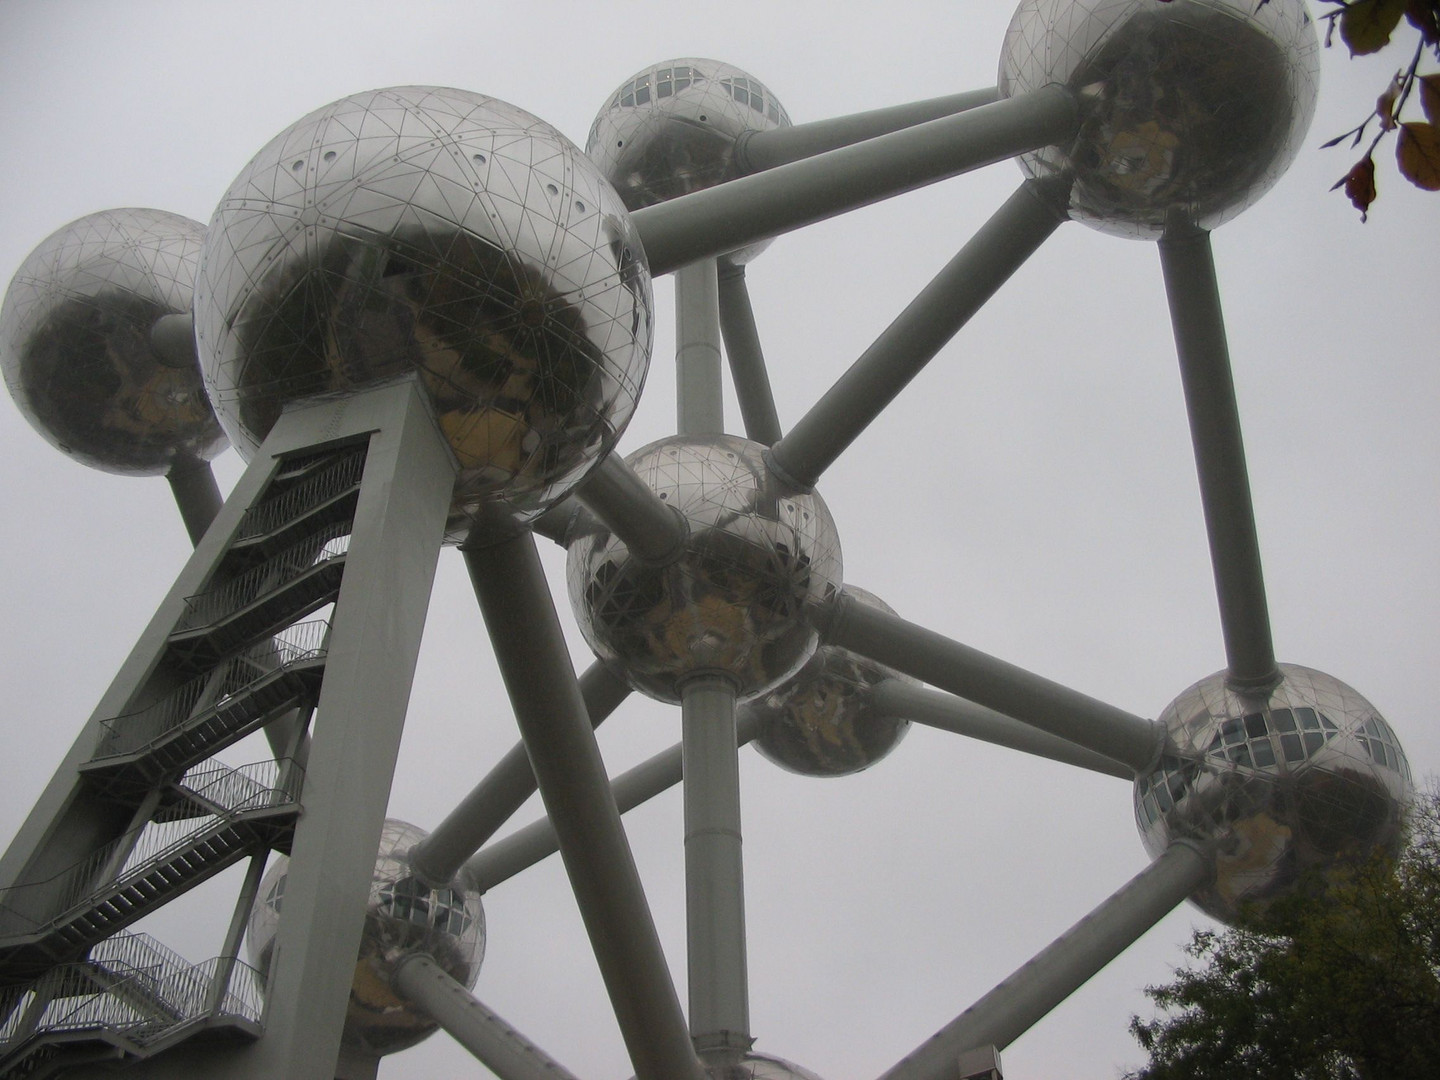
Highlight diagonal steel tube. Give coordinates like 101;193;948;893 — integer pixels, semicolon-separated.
766;180;1063;490
576;453;688;566
632;86;1078;276
737;88;1000;173
464;531;703;1080
877;841;1212;1080
681;676;749;1056
393;954;582;1080
466;714;761;894
167;460;224;547
825;590;1161;772
408;660;631;888
871;681;1133;780
717;264;782;446
1158;229;1278;688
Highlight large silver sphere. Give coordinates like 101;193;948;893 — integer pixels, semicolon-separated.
247;818;485;1056
586;59;791;263
0;208;227;475
1135;665;1412;925
195;86;652;536
743;586;914;777
567;435;842;704
999;0;1319;239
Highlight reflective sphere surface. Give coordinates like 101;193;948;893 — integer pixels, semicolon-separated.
1135;665;1412;925
567;435;842;703
999;0;1319;238
247;818;485;1056
586;59;791;263
743;586;913;777
0;208;226;475
196;86;652;535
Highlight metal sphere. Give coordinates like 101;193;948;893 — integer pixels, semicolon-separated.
0;208;227;475
743;586;914;777
1135;664;1413;925
195;86;653;535
586;59;791;263
247;818;485;1056
998;0;1319;239
567;434;842;704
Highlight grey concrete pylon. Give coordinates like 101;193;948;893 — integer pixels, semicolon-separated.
0;377;456;1080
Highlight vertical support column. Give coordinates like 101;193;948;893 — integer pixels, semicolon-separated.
465;531;704;1080
681;675;750;1058
676;258;725;437
1158;229;1277;688
234;379;455;1080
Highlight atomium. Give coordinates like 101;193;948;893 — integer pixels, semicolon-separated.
194;85;653;535
0;208;226;475
247;819;485;1056
1136;665;1412;924
0;3;1422;1079
567;433;842;703
742;585;914;777
999;0;1320;238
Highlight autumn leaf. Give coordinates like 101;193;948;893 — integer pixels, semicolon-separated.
1422;74;1440;124
1406;1;1440;45
1333;155;1379;220
1342;0;1410;55
1397;121;1440;188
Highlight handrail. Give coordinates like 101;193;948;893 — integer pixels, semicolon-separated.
95;619;330;759
0;936;263;1053
176;529;350;632
237;449;366;540
0;759;303;937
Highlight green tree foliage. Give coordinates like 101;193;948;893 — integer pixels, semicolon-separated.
1126;784;1440;1080
1312;0;1440;218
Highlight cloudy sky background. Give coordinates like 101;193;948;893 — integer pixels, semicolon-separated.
1;2;1436;1078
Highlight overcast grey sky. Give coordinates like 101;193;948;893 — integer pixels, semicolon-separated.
1;2;1437;1078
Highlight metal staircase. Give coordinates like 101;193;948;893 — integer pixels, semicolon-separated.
0;932;265;1078
0;441;371;1075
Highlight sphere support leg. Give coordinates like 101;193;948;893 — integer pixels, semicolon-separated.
681;676;751;1058
767;180;1063;490
408;661;630;887
717;263;783;446
166;460;223;547
738;88;999;173
392;955;582;1080
871;681;1134;779
466;713;762;894
465;531;704;1080
632;85;1078;275
1159;229;1278;688
877;841;1213;1080
826;589;1161;772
